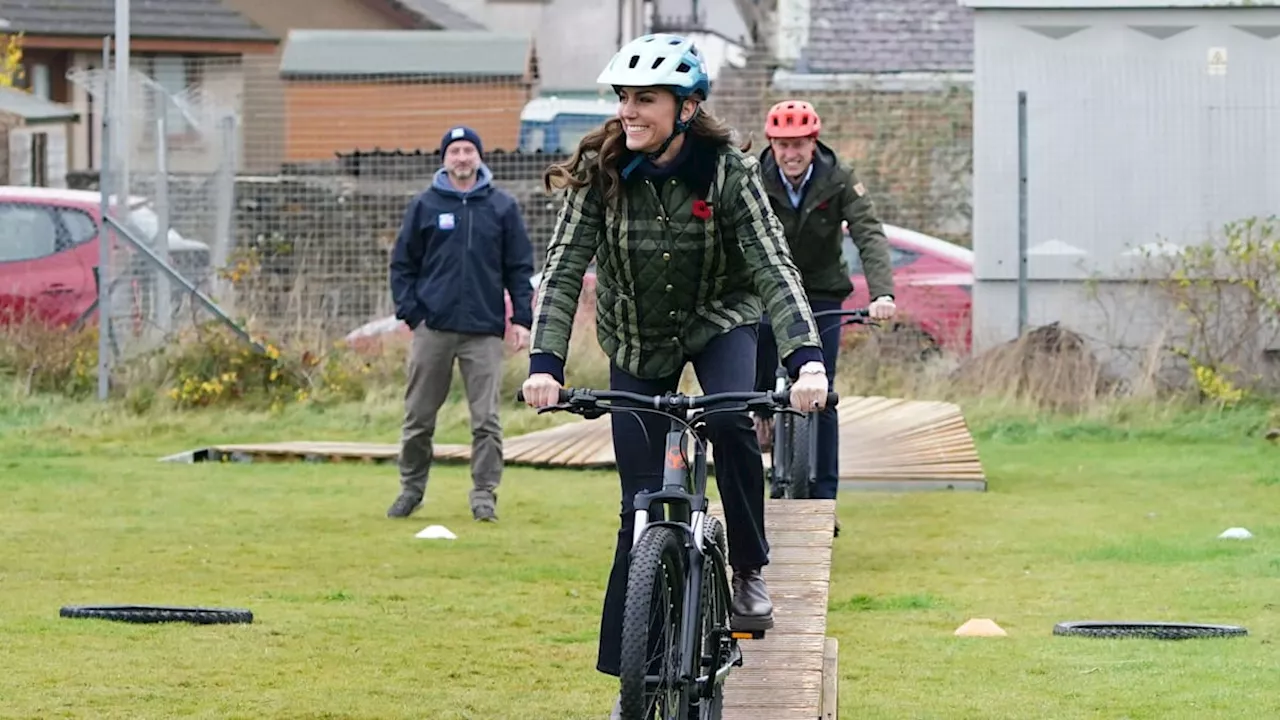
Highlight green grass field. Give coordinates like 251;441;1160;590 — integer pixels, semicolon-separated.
2;396;1279;719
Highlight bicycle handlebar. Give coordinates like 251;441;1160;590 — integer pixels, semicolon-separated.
812;307;870;319
516;387;839;415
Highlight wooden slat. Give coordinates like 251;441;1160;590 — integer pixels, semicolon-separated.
176;394;986;489
709;500;834;720
722;708;826;720
821;637;839;720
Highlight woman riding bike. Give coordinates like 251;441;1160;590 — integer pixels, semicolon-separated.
519;33;829;718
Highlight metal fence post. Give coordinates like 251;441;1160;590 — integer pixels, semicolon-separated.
154;111;172;334
210;114;238;305
1017;90;1029;336
97;35;113;401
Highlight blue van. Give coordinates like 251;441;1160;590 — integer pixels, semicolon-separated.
518;97;619;154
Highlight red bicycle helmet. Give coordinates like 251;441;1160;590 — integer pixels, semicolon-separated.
765;100;821;138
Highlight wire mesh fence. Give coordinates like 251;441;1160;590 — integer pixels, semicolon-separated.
971;48;1280;390
30;22;972;394
52;28;975;393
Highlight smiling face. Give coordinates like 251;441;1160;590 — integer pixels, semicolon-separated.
770;136;818;182
616;87;697;154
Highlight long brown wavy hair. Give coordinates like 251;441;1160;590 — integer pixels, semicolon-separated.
543;103;752;207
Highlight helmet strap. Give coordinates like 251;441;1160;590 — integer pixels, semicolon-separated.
620;99;700;180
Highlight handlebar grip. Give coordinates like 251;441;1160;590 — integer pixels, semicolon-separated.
768;390;841;408
515;388;573;404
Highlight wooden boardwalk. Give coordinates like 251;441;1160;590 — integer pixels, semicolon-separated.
161;394;986;491
711;499;839;720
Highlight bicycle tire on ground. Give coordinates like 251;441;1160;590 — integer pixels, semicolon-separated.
619;525;688;720
1053;620;1247;640
691;517;728;720
784;415;812;500
59;605;254;625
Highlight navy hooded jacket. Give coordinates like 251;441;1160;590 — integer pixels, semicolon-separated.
389;165;536;337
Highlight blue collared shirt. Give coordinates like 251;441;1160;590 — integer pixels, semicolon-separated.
779;163;814;208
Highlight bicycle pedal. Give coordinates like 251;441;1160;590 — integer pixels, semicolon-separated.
728;629;766;640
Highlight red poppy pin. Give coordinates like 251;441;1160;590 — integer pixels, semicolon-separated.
691;200;712;221
816;200;830;210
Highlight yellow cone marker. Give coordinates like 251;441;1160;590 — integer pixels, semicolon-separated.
954;618;1007;637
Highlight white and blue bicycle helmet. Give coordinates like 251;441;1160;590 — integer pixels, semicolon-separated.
598;33;712;177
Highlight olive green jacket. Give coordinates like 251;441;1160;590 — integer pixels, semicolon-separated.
530;137;822;381
759;141;895;303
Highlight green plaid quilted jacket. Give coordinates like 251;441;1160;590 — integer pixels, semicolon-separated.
529;137;822;381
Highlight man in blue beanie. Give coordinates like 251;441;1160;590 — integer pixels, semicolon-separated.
387;125;535;523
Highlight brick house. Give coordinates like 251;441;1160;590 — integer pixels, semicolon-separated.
277;29;538;165
0;0;276;174
224;0;493;171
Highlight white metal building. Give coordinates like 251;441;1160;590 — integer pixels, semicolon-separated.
966;0;1280;365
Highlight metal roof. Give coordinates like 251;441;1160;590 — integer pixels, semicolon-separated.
0;86;79;124
0;0;273;41
280;30;532;78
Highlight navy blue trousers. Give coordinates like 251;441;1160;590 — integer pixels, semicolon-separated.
596;324;769;676
754;298;843;500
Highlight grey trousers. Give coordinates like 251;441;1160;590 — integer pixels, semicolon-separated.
398;324;505;511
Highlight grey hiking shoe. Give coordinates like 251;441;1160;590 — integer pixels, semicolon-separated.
386;492;423;518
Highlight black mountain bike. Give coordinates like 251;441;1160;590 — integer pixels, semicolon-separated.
766;307;877;501
518;386;838;720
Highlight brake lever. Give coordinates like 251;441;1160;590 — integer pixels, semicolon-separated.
536;402;576;415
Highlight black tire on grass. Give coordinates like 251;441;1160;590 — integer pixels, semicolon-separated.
1052;621;1246;640
60;605;254;625
619;525;687;720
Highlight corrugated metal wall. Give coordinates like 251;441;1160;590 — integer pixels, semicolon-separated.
971;7;1280;357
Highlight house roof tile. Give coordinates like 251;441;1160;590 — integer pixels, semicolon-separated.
802;0;974;74
0;0;273;42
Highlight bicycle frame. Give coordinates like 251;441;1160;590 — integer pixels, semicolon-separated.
517;387;838;713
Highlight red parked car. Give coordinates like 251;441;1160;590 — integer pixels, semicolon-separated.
346;223;973;354
0;186;212;329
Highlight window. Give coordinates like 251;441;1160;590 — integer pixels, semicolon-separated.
0;203;61;263
143;55;202;139
59;209;99;246
29;63;50;100
841;233;919;274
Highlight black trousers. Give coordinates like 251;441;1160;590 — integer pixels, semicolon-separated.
754;298;843;500
596;324;769;677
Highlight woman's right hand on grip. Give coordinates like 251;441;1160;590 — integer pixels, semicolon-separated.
521;373;563;409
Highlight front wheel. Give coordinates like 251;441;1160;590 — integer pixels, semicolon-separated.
782;414;813;500
690;518;728;720
620;525;688;720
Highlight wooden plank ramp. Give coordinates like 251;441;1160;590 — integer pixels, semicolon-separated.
711;499;837;720
161;395;986;491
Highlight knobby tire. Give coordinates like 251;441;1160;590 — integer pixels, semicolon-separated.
690;518;728;720
620;525;688;720
784;415;813;500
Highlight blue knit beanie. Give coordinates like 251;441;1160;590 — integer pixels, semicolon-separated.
441;125;483;157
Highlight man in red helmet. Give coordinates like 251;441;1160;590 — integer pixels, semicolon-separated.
754;100;897;527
